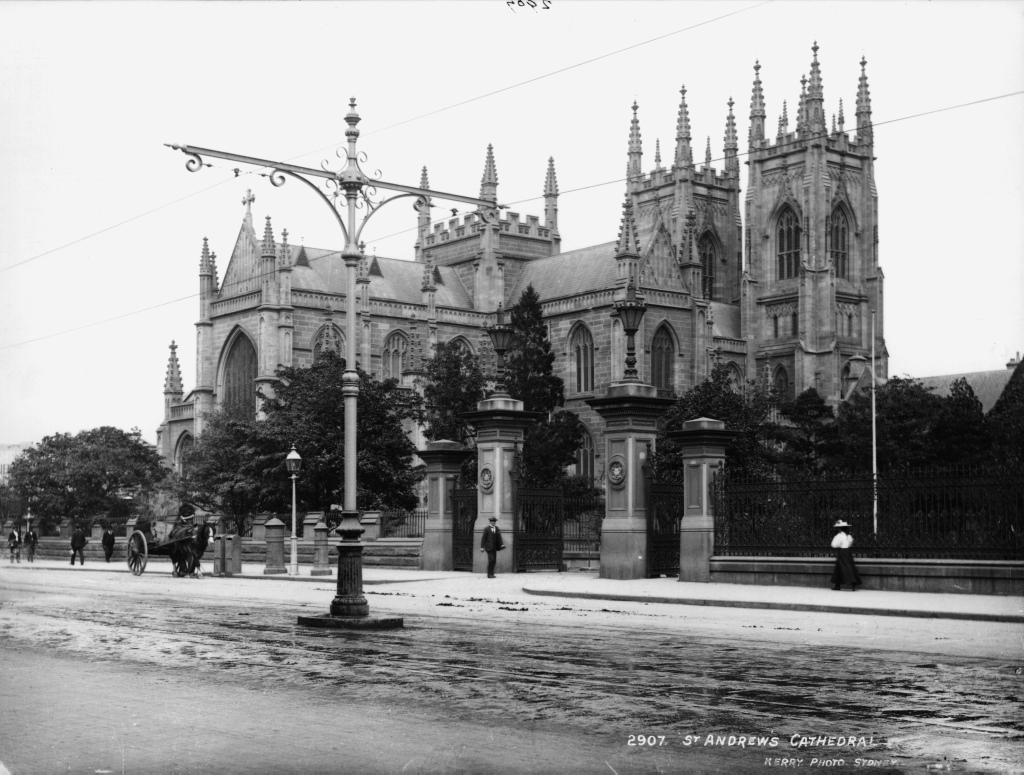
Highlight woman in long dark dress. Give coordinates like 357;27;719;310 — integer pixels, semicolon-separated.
830;520;861;591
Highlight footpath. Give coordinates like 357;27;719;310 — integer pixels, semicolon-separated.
6;557;1023;624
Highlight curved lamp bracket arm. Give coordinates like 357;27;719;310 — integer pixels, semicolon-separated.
353;191;424;246
270;169;351;246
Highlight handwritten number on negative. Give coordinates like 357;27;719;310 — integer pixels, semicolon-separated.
507;0;551;10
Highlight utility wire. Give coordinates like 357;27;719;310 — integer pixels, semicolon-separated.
2;89;1022;353
0;1;772;278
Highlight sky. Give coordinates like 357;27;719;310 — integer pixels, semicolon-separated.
1;0;1022;447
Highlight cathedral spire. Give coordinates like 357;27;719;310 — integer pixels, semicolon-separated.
749;62;766;147
479;144;498;202
654;139;663;170
164;341;183;397
420;165;430;189
724;97;739;177
627;101;643;181
261;215;275;257
279;228;290;268
838;98;845;133
704;136;712;168
805;42;825;134
796;75;808;135
856;56;873;144
674;85;693;169
614;194;641;259
199;236;212;273
543;156;559;233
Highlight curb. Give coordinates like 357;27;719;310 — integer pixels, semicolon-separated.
521;587;1024;624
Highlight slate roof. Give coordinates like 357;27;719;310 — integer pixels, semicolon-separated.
285;246;472;308
510;242;619;302
916;367;1016;414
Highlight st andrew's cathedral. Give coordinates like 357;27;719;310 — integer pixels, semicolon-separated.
158;45;887;483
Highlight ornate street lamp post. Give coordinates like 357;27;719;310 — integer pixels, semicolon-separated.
285;445;302;576
485;304;517;397
613;281;647;382
169;99;501;627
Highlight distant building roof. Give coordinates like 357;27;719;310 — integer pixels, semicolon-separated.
917;355;1021;413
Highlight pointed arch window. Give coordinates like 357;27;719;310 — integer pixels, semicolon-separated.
570;325;595;394
223;334;257;416
575;430;595;483
383;332;409;380
175;433;194;478
651;326;675;393
831;207;850;279
699;234;716;300
773;365;791;400
313;324;345;363
777;208;801;280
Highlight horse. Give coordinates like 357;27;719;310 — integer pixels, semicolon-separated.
169;521;215;578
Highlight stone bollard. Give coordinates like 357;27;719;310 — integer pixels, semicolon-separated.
213;534;226;576
311;521;332;576
263;517;287;575
226;535;242;575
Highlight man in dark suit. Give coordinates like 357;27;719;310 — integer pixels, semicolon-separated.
70;525;87;565
102;527;116;563
479;516;505;578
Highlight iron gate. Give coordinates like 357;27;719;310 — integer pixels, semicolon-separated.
514;487;564;572
644;459;683;577
451;487;478;571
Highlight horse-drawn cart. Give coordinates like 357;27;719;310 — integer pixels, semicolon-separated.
126;516;214;577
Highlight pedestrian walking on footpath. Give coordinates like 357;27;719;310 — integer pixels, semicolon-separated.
23;528;37;562
102;527;116;563
70;524;87;566
7;528;20;563
830;519;861;591
479;516;505;578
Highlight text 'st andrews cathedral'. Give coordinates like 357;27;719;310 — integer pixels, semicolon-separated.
158;44;885;479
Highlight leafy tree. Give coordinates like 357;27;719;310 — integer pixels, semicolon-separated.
419;340;486;444
657;363;777;474
261;351;424;512
8;427;168;530
988;359;1024;466
931;378;992;466
506;284;564;414
179;409;280;528
520;410;586;487
777;388;840;471
835;376;945;472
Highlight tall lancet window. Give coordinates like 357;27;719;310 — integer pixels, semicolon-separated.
699;235;716;300
223;334;257;416
777;208;801;280
831;207;850;279
383;332;408;380
570;325;595;394
651;325;675;394
313;324;345;363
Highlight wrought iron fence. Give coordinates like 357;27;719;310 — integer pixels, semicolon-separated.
380;508;428;539
562;491;604;554
713;466;1024;560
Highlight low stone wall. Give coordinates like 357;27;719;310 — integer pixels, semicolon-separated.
709;557;1024;595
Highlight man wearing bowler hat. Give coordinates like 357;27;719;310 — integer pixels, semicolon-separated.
479;516;505;578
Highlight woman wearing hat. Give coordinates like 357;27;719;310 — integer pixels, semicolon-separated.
830;520;861;591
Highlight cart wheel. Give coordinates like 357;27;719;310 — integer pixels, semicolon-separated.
127;531;148;576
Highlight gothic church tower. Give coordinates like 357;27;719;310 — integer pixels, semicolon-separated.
741;44;886;401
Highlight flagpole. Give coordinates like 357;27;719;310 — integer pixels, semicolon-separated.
871;309;878;536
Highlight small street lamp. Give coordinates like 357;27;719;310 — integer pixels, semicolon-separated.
485;304;517;396
285;445;302;576
613;280;647;382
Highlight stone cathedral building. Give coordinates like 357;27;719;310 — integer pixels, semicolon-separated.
158;45;887;483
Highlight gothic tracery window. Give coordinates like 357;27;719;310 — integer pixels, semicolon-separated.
570;325;595;394
777;208;801;280
831;207;850;279
651;325;675;393
773;365;791;400
576;430;595;482
699;234;716;300
383;332;409;380
313;324;344;362
222;334;257;416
